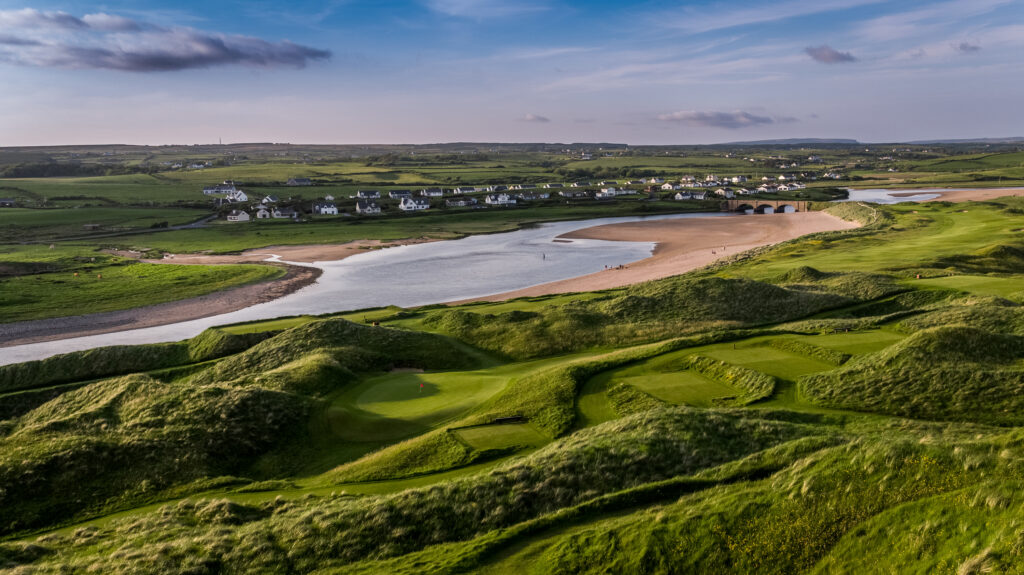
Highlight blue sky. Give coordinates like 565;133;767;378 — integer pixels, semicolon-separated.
0;0;1021;145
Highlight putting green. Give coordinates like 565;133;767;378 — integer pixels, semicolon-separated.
700;346;833;381
796;330;905;355
909;274;1024;298
454;423;549;451
617;371;737;406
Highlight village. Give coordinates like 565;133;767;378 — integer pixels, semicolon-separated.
204;170;842;223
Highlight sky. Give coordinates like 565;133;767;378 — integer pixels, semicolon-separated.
0;0;1021;146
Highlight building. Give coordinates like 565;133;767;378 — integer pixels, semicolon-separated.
356;200;381;215
262;195;280;204
273;207;298;219
400;197;430;211
674;192;692;201
420;188;444;197
543;183;564;188
0;199;15;208
731;176;748;184
226;209;250;222
517;192;550;201
312;202;338;215
446;197;478;207
356;190;380;199
255;206;271;219
661;183;681;191
389;190;412;199
648;177;664;184
487;185;508;192
286;178;312;186
485;193;517;205
571;181;591;187
453;187;475;195
202;182;238;195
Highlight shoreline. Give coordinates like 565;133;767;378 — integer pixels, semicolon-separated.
882;187;1024;202
0;264;322;348
450;211;859;304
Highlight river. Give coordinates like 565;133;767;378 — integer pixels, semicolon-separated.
0;211;731;365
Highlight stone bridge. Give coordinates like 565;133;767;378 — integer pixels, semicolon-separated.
722;199;809;214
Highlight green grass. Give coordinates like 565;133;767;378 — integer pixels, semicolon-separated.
453;423;549;451
0;261;283;323
618;372;738;406
218;315;319;334
909;274;1024;297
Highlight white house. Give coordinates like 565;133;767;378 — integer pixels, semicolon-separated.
226;190;248;202
543;183;564;188
356;200;381;215
715;188;735;199
226;209;250;222
487;185;508;192
262;195;280;204
454;187;475;195
312;202;338;215
731;176;748;184
648;177;664;184
486;193;517;205
400;197;430;211
680;175;696;183
273;207;298;219
420;188;444;197
389;190;412;199
598;180;618;186
323;194;335;201
824;172;843;180
518;192;550;200
356;190;380;199
661;183;681;191
255;206;271;219
203;182;238;195
286;178;312;186
704;174;718;182
674;192;692;201
446;197;478;207
571;181;591;187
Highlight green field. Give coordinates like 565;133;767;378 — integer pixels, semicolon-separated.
909;274;1024;297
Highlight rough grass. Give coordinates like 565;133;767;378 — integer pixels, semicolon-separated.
800;326;1024;424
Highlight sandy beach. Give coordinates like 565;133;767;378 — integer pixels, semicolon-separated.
455;212;860;303
888;188;1024;202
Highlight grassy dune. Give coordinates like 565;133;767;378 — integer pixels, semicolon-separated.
2;197;1024;572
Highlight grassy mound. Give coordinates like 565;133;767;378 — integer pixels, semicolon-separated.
799;326;1024;424
0;328;270;394
424;276;849;359
8;408;816;573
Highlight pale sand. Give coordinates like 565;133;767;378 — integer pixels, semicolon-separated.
142;237;438;265
888;188;1024;202
456;212;860;303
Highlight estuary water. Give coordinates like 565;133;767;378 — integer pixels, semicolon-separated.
0;212;731;365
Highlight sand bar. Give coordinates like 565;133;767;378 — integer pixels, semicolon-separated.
457;212;859;303
887;188;1024;202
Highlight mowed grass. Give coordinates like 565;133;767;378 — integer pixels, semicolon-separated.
909;274;1024;298
797;329;905;355
327;370;511;442
618;372;738;406
453;423;549;450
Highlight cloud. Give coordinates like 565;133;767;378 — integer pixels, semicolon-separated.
657;110;779;129
956;42;982;53
521;113;551;123
659;0;885;34
82;13;144;32
424;0;548;19
804;45;857;63
0;8;330;72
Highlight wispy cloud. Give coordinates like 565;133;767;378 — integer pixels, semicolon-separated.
520;113;551;123
805;45;857;64
956;42;982;53
855;0;1013;42
423;0;549;19
657;110;781;129
0;8;330;72
658;0;885;33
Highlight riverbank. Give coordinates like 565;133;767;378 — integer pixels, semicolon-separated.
454;212;859;303
0;264;321;348
139;238;439;265
887;187;1024;202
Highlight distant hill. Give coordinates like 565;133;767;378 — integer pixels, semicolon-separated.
716;138;860;146
906;137;1024;144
